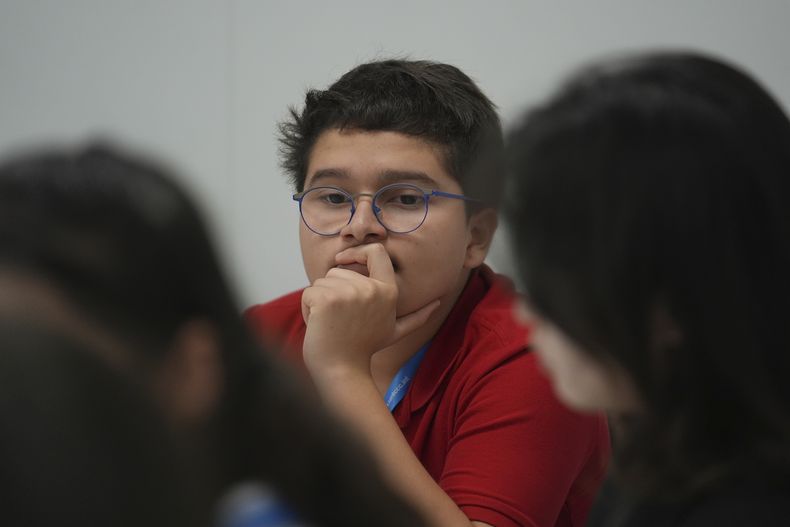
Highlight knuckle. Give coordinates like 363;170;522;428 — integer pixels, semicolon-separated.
358;281;377;300
311;277;329;287
387;290;398;305
381;283;398;303
325;268;342;278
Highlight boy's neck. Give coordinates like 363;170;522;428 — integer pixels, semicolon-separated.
370;272;470;397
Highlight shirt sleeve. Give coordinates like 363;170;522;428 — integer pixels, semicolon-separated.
439;350;607;527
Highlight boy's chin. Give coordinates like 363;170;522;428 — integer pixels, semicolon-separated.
395;297;434;320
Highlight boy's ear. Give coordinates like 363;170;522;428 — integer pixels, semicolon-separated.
464;208;498;269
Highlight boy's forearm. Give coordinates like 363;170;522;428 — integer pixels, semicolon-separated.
298;243;492;525
307;364;489;527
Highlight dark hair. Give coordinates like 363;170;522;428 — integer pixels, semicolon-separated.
0;145;425;527
0;320;202;527
505;51;790;500
279;58;505;208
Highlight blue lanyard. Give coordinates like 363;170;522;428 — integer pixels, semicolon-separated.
384;342;430;412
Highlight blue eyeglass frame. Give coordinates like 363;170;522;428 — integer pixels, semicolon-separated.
292;182;479;236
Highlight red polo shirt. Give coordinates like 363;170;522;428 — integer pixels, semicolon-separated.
246;266;610;527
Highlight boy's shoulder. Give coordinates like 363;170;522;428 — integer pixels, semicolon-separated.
244;289;305;347
457;265;529;352
246;288;304;316
421;265;531;389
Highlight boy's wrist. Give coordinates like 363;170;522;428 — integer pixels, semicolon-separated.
303;349;371;383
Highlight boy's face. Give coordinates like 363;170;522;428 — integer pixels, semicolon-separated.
299;128;486;317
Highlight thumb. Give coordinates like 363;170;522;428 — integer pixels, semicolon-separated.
391;299;441;343
300;289;312;324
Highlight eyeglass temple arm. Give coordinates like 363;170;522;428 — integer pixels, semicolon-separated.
428;190;481;202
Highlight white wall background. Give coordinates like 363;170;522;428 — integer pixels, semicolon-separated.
2;0;789;308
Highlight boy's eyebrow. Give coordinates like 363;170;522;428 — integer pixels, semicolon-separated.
307;168;348;187
307;169;440;188
379;170;439;187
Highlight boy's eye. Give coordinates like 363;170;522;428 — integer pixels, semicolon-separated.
378;187;424;208
324;193;349;204
308;189;351;206
396;194;419;205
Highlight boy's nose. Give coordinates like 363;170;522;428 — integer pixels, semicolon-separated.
340;197;387;242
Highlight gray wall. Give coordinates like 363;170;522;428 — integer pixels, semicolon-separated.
2;0;789;308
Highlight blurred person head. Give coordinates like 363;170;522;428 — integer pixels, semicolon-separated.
505;51;790;500
0;319;202;527
0;145;425;527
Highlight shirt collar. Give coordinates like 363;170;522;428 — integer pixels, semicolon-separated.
400;264;498;415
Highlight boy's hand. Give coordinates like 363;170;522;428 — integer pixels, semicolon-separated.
301;243;439;375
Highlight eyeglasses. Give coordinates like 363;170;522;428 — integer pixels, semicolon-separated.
292;183;478;236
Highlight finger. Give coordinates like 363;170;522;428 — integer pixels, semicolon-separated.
301;284;335;322
324;267;371;281
335;243;395;284
302;277;356;309
300;288;312;323
302;274;373;319
392;299;441;342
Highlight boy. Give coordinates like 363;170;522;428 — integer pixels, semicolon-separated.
246;59;609;527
